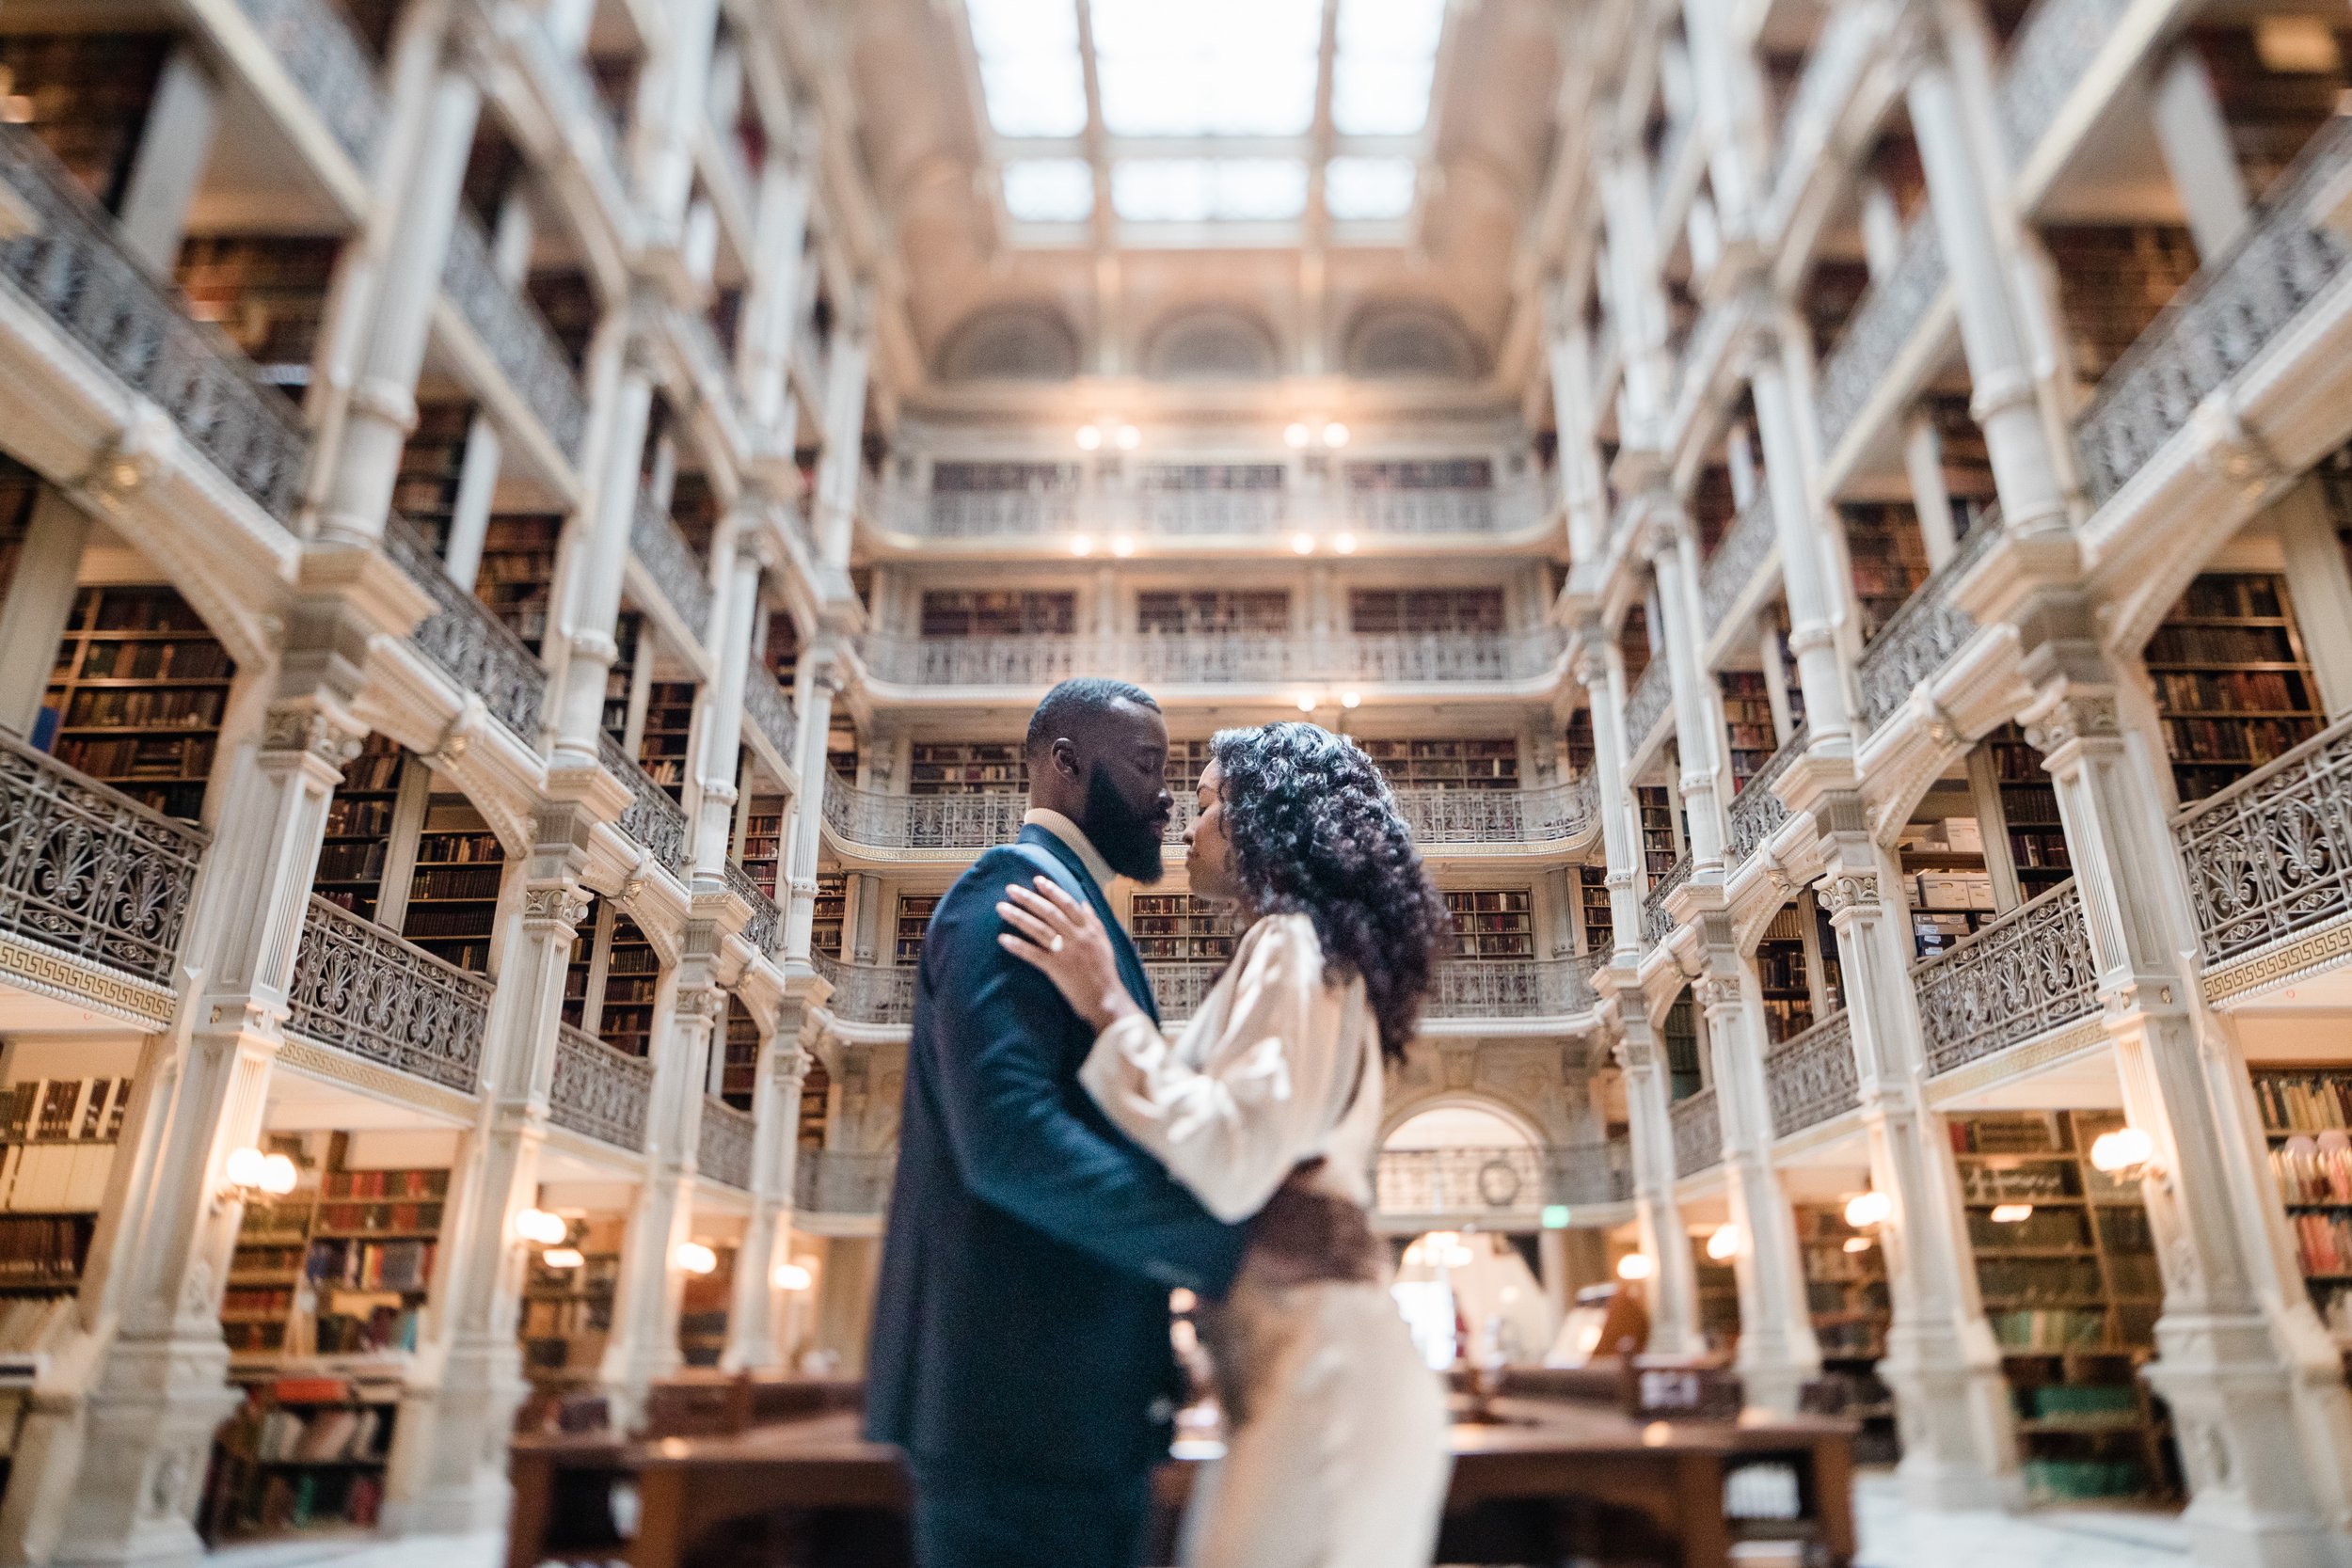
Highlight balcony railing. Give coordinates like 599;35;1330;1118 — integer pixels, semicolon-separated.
385;516;547;747
1817;211;1946;456
860;633;1086;689
699;1097;755;1189
549;1023;652;1150
795;1148;893;1216
1336;630;1564;684
744;670;799;765
1994;0;2139;174
1913;879;2100;1078
1342;484;1514;534
2174;712;2352;967
599;736;690;873
882;479;1534;541
1854;515;1998;730
1127;632;1311;686
1643;855;1692;945
1138;487;1285;535
724;862;781;954
441;211;587;461
1766;1009;1860;1137
0;126;310;524
286;896;488;1092
1397;777;1597;847
858;630;1564;689
2073;119;2352;507
629;496;714;644
813;953;917;1026
1728;728;1805;867
908;487;1085;539
1375;1145;1630;1215
1426;956;1599;1019
821;780;1030;853
1671;1087;1723;1179
235;0;385;168
1623;661;1672;753
1699;498;1777;632
0;731;209;993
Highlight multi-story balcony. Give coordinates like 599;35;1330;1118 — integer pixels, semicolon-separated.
794;1148;894;1226
853;627;1567;697
284;895;492;1097
698;1097;755;1190
2174;711;2352;996
549;1023;655;1151
1910;880;2102;1081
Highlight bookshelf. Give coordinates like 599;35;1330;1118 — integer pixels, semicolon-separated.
174;236;341;396
44;585;235;821
1796;1204;1897;1463
797;1057;831;1149
1985;727;2072;901
1949;1110;2177;1503
1638;786;1682;880
637;682;696;801
810;874;847;960
601;613;642;746
1563;709;1596;776
518;1214;622;1388
200;1373;403;1541
308;1163;447;1357
2044;225;2201;387
739;797;787;899
474;514;563;653
1445;889;1535;960
1690;1233;1741;1352
399;798;503;974
2249;1068;2352;1346
1898;813;1998;960
766;611;800;691
389;402;471;557
721;994;760;1110
908;742;1027;796
1721;672;1777;792
1355;738;1518;790
1168;739;1215;797
1348;588;1506;636
918;591;1076;637
314;735;405;922
2147;574;2324;804
561;898;598;1032
0;33;172;205
1841;503;1932;642
598;914;660;1058
1131;895;1238;963
526;269;599;371
894;895;941;967
1618;606;1651;684
677;1243;737;1368
1579;865;1613;954
1755;904;1814;1044
1663;992;1703;1101
1136;591;1292;635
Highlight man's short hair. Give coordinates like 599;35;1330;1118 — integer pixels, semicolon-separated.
1025;677;1160;763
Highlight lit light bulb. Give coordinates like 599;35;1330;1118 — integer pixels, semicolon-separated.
1076;425;1104;451
675;1242;719;1275
1284;422;1311;449
1322;421;1350;448
1989;1203;2035;1224
772;1262;814;1291
1842;1236;1873;1254
1070;533;1094;557
1615;1252;1656;1282
543;1247;585;1269
1332;531;1358;555
1111;534;1136;558
1291;532;1316;555
1115;424;1141;451
1706;1224;1741;1261
2089;1126;2154;1175
224;1148;268;1190
1295;693;1318;713
258;1153;300;1196
1843;1190;1891;1229
1340;691;1361;709
514;1208;568;1245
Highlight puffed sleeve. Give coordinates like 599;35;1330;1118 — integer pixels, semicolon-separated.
1077;913;1356;1224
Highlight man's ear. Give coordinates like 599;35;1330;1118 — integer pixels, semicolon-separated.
1050;736;1083;780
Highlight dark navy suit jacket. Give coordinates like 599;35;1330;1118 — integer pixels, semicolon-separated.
865;825;1247;1483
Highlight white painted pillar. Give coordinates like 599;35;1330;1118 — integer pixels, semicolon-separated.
693;515;767;880
1747;332;1855;752
723;1017;813;1371
2151;47;2253;260
115;47;222;273
1646;531;1728;873
0;490;88;735
781;656;841;962
1902;414;1959;569
551;334;660;768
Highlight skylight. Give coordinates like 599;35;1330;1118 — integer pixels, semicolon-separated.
1332;0;1448;135
1004;159;1096;223
1113;160;1310;222
1091;0;1323;137
1325;156;1418;221
965;0;1089;137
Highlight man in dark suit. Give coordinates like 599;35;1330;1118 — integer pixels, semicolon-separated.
866;677;1245;1568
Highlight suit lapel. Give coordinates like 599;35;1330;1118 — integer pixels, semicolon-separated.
1017;825;1159;1027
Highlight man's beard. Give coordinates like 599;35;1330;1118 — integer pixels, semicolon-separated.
1084;763;1168;884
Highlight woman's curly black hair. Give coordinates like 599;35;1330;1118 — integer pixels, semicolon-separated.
1207;721;1451;1059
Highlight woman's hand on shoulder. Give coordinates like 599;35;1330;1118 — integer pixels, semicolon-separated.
996;877;1143;1033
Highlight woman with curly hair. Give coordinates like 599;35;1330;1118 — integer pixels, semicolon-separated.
995;720;1454;1568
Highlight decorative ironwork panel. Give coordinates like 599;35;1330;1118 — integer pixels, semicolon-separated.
0;128;310;523
1671;1088;1723;1179
1855;516;1997;730
441;210;586;459
549;1024;652;1149
1335;629;1563;684
1395;777;1595;846
0;732;208;990
1817;211;1946;454
698;1098;755;1189
1765;1009;1859;1137
724;862;781;954
384;516;547;745
286;896;489;1091
1624;662;1672;753
1995;0;2138;172
813;954;916;1025
629;496;715;643
1143;960;1223;1022
1644;855;1692;945
235;0;384;166
2174;714;2352;965
744;671;799;765
1129;634;1307;685
795;1149;894;1215
1728;728;1805;866
923;488;1083;538
599;735;690;872
1914;879;2100;1077
1700;497;1776;631
821;778;1029;851
1137;488;1285;535
1342;486;1512;534
861;634;1087;688
2074;121;2352;505
1426;957;1599;1019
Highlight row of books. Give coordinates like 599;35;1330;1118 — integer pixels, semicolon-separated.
2151;669;2310;715
1967;1207;2090;1250
246;1404;392;1465
0;1215;91;1284
1988;1307;2113;1350
414;832;501;865
72;640;231;681
2272;1138;2352;1205
2255;1073;2352;1133
1957;1163;2077;1203
1;1078;130;1144
314;1307;421;1356
52;734;215;783
406;864;500;901
314;1202;441;1235
2292;1212;2352;1277
2143;623;2297;666
70;589;214;635
401;907;496;940
325;1169;446;1200
56;687;225;728
2160;715;2319;765
1976;1257;2107;1305
314;841;389;883
308;1239;434;1291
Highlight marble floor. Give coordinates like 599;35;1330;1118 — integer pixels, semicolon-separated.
202;1471;2192;1568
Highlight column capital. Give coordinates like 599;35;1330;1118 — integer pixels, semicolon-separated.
521;881;595;931
1819;868;1883;916
259;699;367;771
2020;687;2123;761
1692;973;1744;1013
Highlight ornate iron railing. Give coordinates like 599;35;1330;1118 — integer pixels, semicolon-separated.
821;778;1030;852
1127;632;1311;685
698;1097;755;1189
1343;485;1515;534
286;896;489;1091
1623;661;1673;752
1728;728;1805;866
2173;712;2352;966
548;1023;652;1149
1854;514;1998;730
860;633;1088;689
384;516;547;745
1644;855;1692;945
1816;211;1947;455
915;487;1085;539
1141;959;1221;1021
1671;1087;1723;1179
0;126;310;523
1700;497;1777;631
629;496;715;644
744;671;799;765
1426;956;1600;1019
859;630;1562;689
1335;629;1565;684
2073;119;2352;506
812;953;916;1026
1136;487;1285;535
235;0;385;167
0;731;209;990
1397;776;1597;847
1766;1009;1860;1137
599;735;690;873
441;210;587;460
795;1148;894;1215
724;862;781;954
1913;879;2100;1077
1994;0;2138;173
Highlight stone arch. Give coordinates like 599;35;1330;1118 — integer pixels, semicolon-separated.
1140;306;1281;381
935;305;1081;382
1380;1087;1551;1150
1342;302;1479;380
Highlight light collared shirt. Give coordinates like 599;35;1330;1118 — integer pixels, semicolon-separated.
1023;807;1120;896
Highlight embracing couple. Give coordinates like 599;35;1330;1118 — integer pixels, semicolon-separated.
866;677;1454;1568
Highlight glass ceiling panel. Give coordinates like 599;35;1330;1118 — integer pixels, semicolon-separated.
1090;0;1324;137
1112;159;1311;222
966;0;1089;137
1004;158;1097;222
1331;0;1447;135
1325;156;1418;220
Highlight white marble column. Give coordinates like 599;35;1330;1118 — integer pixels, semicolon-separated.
723;1006;815;1371
2151;46;2252;260
114;46;221;273
781;655;842;962
741;138;815;438
1542;284;1611;563
814;296;875;572
1746;330;1855;754
1645;528;1728;874
692;514;769;879
0;490;89;734
550;335;661;768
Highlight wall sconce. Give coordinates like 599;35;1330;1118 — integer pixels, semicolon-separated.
1114;424;1141;451
543;1247;585;1270
1284;422;1312;449
1076;424;1104;451
1332;531;1358;555
2089;1126;2159;1182
514;1207;568;1246
675;1242;719;1275
1615;1252;1656;1282
771;1262;813;1291
1705;1224;1741;1261
1843;1190;1891;1229
1111;534;1136;558
1069;533;1094;557
1321;422;1350;448
1989;1204;2034;1225
220;1148;298;1205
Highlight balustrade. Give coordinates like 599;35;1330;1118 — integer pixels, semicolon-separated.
599;736;690;873
1342;485;1514;534
1395;776;1597;847
1816;212;1946;456
795;1149;894;1215
1727;729;1804;866
1699;498;1776;632
1137;488;1284;535
1644;855;1692;945
859;634;1086;689
1913;879;2100;1077
1994;0;2139;173
2173;713;2352;967
918;487;1084;539
2074;121;2352;506
1128;633;1308;686
235;0;385;167
744;671;799;765
1425;957;1599;1020
812;954;916;1026
858;630;1561;690
0;127;310;524
548;1024;653;1150
385;517;548;746
629;496;715;644
1624;662;1672;754
0;732;208;992
1853;515;1997;730
1141;960;1221;1022
1336;629;1564;685
820;778;1030;853
1671;1087;1723;1178
286;896;488;1092
724;862;780;954
441;211;587;461
1765;1009;1860;1137
698;1097;755;1189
